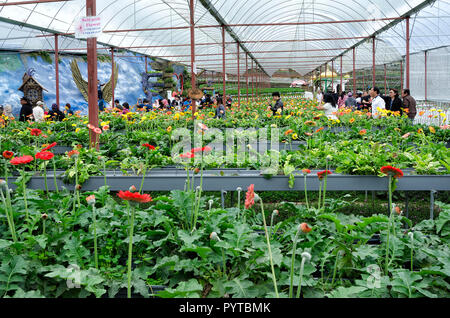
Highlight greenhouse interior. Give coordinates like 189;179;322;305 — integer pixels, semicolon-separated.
0;0;449;301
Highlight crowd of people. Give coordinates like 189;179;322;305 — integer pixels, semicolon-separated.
1;86;417;126
315;87;417;121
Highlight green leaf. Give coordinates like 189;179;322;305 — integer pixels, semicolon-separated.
327;286;368;298
181;246;213;259
157;279;203;298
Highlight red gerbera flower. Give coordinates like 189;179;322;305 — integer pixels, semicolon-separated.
142;143;156;151
117;190;152;203
10;155;34;166
317;170;332;180
302;169;311;175
315;127;324;133
245;184;255;209
2;151;14;159
35;151;55;161
42;142;57;152
300;223;312;233
380;166;404;179
68;150;80;158
31;128;42;136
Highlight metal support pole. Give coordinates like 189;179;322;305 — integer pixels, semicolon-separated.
430;190;437;220
400;59;403;93
353;48;356;95
222;26;226;106
424;50;428;101
372;37;376;89
237;43;240;107
384;64;387;94
251;60;254;100
406;16;410;89
340;55;343;94
331;59;334;93
54;34;60;109
246;53;249;103
111;48;115;106
86;0;99;150
189;0;196;119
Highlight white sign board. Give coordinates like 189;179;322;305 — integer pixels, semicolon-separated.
192;63;197;75
75;16;102;39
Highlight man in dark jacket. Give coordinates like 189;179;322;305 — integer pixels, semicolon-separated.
269;92;284;116
19;97;33;122
402;89;417;121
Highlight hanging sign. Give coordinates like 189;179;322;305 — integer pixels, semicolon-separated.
75;16;102;39
192;62;197;75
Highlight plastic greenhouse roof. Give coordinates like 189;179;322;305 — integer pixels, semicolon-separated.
0;0;449;76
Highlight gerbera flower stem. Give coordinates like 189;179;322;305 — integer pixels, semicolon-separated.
4;161;8;184
126;201;135;298
318;180;322;211
260;199;279;298
92;204;98;269
296;257;307;298
21;168;30;228
289;227;301;298
0;186;17;242
43;161;49;193
52;157;59;193
385;175;392;275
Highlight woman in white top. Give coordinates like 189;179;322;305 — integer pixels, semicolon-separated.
316;93;338;120
33;101;45;123
316;88;323;103
3;104;14;120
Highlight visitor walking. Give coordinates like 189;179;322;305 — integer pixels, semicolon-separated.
402;89;417;121
337;91;348;108
345;92;357;109
48;103;66;122
19;97;33;122
369;87;385;119
3;104;14;120
269;92;284;116
214;99;226;119
316;93;338;120
65;103;74;116
316;88;323;103
361;91;372;111
387;89;403;116
33;101;45;123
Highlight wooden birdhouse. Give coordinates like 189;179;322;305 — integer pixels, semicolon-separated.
18;72;48;106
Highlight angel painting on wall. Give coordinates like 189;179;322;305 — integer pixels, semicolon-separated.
70;59;118;111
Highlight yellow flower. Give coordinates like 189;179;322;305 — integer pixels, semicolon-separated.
166;126;172;133
417;128;424;134
285;115;291;120
208;112;215;117
83;120;89;124
72;124;77;127
62;118;69;122
440;113;446;118
349;118;355;124
292;133;298;140
75;128;81;133
429;126;436;134
394;128;401;132
430;108;436;112
100;121;110;126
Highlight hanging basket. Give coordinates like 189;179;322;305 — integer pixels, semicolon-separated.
188;88;203;100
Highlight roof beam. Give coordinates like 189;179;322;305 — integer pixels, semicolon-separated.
197;0;268;77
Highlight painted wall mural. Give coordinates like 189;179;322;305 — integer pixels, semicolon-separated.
0;52;185;117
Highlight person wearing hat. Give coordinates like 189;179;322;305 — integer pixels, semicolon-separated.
19;97;34;122
345;92;357;109
33;101;45;123
48;103;66;122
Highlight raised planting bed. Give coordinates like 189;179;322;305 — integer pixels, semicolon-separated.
7;170;450;192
